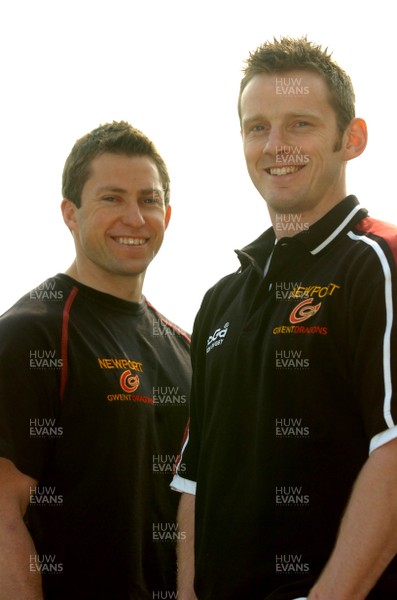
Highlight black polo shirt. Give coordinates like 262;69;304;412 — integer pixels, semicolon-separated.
173;196;397;599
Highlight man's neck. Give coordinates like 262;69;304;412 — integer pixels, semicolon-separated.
64;262;144;303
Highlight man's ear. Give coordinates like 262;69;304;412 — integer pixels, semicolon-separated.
343;117;368;161
164;204;172;230
61;198;79;233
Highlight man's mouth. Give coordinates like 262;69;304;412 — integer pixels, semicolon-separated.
266;166;305;176
112;237;147;246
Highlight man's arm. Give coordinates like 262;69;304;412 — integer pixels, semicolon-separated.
308;437;397;600
0;457;43;600
177;492;198;600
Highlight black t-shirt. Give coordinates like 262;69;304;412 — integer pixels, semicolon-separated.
0;274;191;599
174;196;397;599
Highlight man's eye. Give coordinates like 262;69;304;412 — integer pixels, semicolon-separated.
103;196;117;202
143;196;162;205
251;124;265;132
295;121;309;127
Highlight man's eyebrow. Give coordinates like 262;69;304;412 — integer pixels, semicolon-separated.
140;187;164;195
95;186;164;196
96;186;127;194
242;115;264;127
285;111;320;119
242;111;321;127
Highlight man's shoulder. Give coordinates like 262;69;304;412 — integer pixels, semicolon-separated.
0;275;69;334
198;229;273;316
145;302;191;352
203;267;249;306
354;215;397;267
192;270;246;337
355;215;397;241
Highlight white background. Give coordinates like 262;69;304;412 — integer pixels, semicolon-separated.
1;0;395;331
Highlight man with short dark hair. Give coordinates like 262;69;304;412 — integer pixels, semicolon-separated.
0;121;191;599
173;38;397;599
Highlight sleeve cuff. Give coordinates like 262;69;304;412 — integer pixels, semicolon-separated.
370;424;397;454
170;473;197;495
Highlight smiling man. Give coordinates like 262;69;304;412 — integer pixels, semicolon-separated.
172;38;397;599
62;152;170;298
0;122;191;599
241;69;359;222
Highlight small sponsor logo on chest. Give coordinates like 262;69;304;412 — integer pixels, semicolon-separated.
206;322;230;354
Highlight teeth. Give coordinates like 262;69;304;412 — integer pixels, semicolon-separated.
115;237;146;246
269;166;302;176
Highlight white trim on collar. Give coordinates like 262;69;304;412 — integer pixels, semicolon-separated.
310;204;363;255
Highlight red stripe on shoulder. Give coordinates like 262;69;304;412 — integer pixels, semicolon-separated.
146;300;191;343
356;217;397;266
60;287;79;402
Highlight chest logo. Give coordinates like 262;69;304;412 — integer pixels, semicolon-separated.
289;298;321;324
120;370;140;393
206;322;230;354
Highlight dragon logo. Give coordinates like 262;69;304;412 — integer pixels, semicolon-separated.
289;298;321;324
120;370;140;393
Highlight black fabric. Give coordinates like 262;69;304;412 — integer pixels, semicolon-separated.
0;274;191;599
178;196;397;599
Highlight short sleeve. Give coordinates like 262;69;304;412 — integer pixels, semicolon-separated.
0;312;61;479
350;240;397;452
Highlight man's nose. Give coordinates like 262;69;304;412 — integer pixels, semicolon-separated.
262;126;288;156
121;201;145;227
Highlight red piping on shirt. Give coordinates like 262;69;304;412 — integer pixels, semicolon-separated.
174;418;190;474
146;299;191;473
145;299;191;343
60;287;79;402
